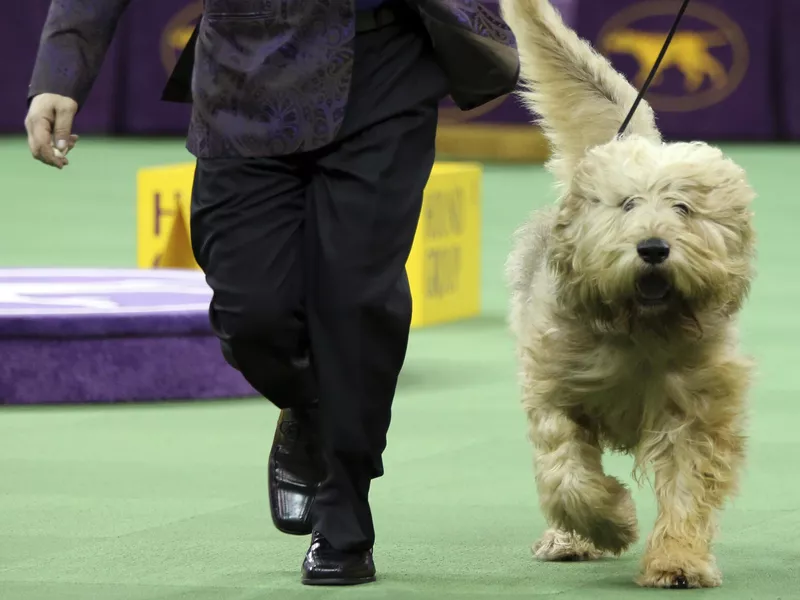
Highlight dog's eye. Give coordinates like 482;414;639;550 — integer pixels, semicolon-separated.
622;198;636;212
673;202;690;216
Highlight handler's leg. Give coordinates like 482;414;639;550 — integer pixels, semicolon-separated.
301;2;448;585
191;156;324;536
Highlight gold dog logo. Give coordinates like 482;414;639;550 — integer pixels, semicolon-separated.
597;1;749;112
160;1;203;75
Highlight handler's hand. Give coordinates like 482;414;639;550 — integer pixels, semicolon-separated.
25;93;80;169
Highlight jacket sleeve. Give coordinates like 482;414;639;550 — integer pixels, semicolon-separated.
28;0;133;107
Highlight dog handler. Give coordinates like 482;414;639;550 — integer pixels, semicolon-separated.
24;0;519;586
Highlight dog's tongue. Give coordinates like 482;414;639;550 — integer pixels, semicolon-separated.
636;272;671;300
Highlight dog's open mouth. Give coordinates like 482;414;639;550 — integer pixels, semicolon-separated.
635;271;672;305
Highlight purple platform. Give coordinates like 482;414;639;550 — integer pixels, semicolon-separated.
0;268;257;405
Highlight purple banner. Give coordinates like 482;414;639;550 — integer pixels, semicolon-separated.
1;0;119;135
780;0;800;139
2;0;794;140
121;0;197;134
576;0;776;140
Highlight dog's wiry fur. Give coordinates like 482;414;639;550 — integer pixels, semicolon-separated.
500;0;756;589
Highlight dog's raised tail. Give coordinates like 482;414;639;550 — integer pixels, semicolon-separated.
499;0;661;178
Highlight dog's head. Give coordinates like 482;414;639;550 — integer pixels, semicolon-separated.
548;135;756;329
502;0;756;330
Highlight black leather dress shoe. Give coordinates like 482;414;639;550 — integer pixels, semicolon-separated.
301;532;376;586
268;406;324;536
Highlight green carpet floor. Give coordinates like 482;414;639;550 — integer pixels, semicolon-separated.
1;138;799;599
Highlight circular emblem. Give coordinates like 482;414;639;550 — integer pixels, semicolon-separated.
0;268;211;316
597;1;749;112
160;1;204;75
438;95;510;124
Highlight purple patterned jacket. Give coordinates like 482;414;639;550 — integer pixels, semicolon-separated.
29;0;519;158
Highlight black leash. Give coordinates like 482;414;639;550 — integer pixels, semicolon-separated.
617;0;693;135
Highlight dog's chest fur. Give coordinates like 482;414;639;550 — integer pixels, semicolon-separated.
568;353;677;453
531;328;708;453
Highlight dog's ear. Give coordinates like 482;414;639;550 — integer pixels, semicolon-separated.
500;0;662;180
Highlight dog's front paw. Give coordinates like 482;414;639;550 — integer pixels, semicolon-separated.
582;516;638;556
637;552;721;589
578;483;639;555
532;528;605;562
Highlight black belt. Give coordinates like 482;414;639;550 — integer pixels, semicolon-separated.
355;4;400;32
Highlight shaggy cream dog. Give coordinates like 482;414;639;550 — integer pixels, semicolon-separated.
500;0;756;589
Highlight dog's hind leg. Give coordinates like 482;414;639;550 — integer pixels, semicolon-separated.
527;404;639;556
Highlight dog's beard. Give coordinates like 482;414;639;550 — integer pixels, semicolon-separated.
554;232;744;338
567;266;703;338
627;292;703;340
634;269;672;307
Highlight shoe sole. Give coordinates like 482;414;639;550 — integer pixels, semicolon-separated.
301;576;377;586
273;520;313;536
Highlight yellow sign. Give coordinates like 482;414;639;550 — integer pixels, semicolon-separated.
136;162;482;329
598;1;749;112
135;163;197;270
406;164;482;327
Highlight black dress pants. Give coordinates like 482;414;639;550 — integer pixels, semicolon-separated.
189;5;448;552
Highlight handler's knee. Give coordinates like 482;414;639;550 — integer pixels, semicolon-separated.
212;293;312;407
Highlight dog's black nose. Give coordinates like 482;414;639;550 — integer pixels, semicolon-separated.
637;238;670;264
